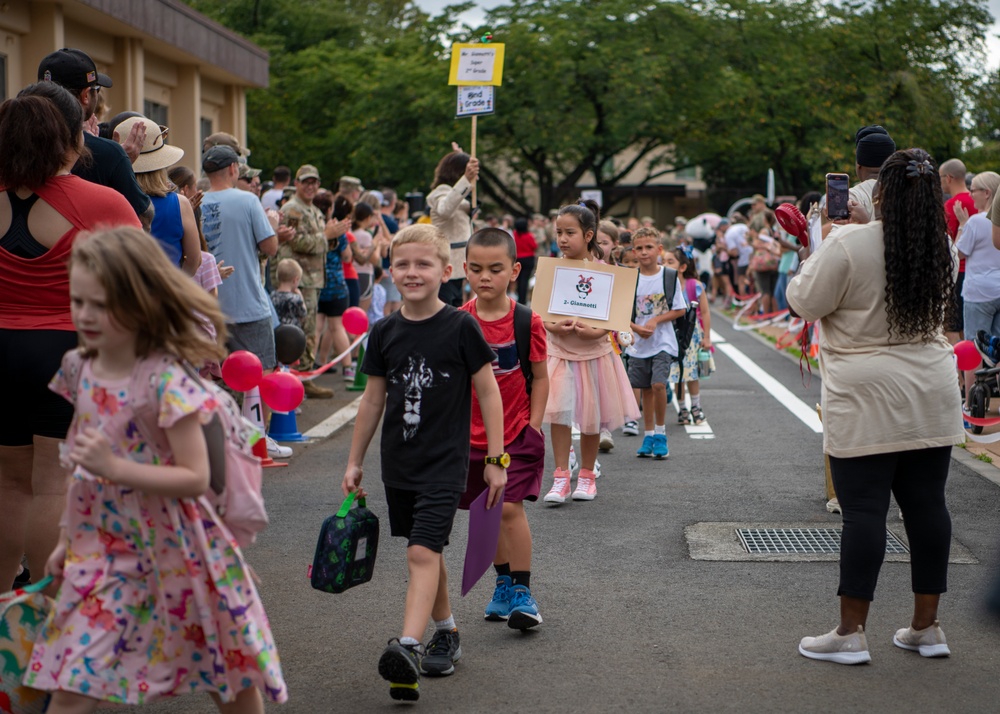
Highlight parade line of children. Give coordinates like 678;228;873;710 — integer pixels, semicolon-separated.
16;200;705;710
342;200;707;701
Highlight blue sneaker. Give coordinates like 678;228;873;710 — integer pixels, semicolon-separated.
637;435;655;457
507;585;543;630
652;434;669;459
484;575;512;621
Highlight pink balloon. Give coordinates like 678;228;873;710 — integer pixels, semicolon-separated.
343;306;369;335
260;372;305;413
954;340;981;371
221;351;263;392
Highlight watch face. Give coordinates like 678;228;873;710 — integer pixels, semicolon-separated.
500;453;511;468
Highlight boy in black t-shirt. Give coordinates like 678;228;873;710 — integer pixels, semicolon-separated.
342;224;506;702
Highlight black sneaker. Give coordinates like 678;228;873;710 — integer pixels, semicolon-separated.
420;628;461;676
12;565;30;589
677;408;691;425
378;639;422;701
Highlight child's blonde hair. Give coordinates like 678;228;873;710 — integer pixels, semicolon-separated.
391;224;450;266
276;258;303;284
598;220;619;244
631;227;660;244
70;227;227;364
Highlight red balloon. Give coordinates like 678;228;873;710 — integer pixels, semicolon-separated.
221;350;263;392
954;340;981;371
343;306;369;335
260;372;305;413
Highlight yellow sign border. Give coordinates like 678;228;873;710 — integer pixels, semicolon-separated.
448;43;505;86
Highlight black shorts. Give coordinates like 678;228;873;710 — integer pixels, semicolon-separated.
358;273;374;301
345;278;360;308
317;295;349;317
384;486;461;553
0;329;78;445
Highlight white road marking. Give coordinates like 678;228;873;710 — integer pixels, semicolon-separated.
714;341;823;433
302;396;365;440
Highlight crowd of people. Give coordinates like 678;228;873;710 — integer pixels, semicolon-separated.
0;43;993;710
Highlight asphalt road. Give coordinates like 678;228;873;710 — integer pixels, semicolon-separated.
131;310;1000;713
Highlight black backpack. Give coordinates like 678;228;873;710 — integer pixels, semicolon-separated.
631;267;698;358
513;301;534;394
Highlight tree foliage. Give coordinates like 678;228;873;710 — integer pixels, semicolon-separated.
185;0;993;213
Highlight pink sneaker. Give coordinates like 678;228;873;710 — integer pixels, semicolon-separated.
543;468;572;505
572;469;597;501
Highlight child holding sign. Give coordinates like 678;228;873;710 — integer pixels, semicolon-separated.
543;200;639;503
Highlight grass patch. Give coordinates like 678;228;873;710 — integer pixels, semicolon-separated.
957;441;968;449
976;452;993;464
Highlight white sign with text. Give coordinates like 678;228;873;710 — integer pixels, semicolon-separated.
456;85;495;117
548;266;615;322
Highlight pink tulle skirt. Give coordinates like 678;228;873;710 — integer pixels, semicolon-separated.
544;353;640;434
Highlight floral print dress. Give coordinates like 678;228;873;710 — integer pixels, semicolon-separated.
23;357;287;705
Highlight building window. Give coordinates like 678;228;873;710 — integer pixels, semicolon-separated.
144;100;168;129
201;117;214;142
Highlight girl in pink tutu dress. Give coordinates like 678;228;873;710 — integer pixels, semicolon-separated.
542;200;640;504
24;227;287;713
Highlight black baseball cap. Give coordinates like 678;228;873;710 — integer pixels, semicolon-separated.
203;145;240;173
38;48;113;90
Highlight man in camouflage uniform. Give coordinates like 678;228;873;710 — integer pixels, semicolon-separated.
277;164;333;399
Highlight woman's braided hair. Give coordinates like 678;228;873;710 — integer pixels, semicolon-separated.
877;148;954;342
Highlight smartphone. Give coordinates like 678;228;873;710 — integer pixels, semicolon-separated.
826;173;850;220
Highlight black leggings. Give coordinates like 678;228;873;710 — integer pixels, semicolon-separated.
516;257;536;305
830;446;952;601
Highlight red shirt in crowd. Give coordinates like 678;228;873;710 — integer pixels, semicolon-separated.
945;192;977;273
514;230;537;259
342;231;359;280
461;297;547;450
0;175;140;330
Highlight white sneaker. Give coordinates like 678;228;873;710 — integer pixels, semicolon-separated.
568;445;578;473
593;460;602;479
893;621;950;658
599;429;614;452
799;626;871;665
622;421;639;436
266;435;293;458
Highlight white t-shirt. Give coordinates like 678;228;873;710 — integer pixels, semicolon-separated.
628;267;688;359
260;187;283;212
956;213;1000;302
724;224;752;267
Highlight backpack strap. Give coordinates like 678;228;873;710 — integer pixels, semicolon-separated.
512;301;534;395
632;266;682;324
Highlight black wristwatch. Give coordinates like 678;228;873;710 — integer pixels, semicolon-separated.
484;453;511;468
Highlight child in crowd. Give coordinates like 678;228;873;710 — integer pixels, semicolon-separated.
29;228;286;713
619;246;639;270
271;257;307;328
668;248;712;425
342;224;506;701
543;201;639;503
369;264;388;327
461;227;549;630
596;220;619;266
628;228;687;459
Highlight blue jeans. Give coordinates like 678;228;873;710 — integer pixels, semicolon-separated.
963;296;1000;340
774;271;791;311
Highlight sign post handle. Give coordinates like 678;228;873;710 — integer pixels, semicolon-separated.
470;114;478;208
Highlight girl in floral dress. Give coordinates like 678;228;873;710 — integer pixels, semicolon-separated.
24;227;287;713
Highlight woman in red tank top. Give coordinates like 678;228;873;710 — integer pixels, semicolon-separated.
0;82;140;592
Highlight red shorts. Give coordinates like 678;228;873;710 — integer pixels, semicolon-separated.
459;425;545;509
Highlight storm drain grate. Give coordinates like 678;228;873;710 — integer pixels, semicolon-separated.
737;528;909;555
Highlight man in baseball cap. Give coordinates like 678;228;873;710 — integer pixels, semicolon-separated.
38;48;152;227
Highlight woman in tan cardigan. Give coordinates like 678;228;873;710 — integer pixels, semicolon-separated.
788;148;963;666
426;150;479;306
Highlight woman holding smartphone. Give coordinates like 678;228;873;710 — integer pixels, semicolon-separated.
788;148;963;665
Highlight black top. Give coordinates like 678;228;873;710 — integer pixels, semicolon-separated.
0;192;46;258
363;305;496;492
73;133;151;218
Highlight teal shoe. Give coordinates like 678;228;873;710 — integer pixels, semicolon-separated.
637;435;655;457
484;574;512;621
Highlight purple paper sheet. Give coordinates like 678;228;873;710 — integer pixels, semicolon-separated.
461;488;503;596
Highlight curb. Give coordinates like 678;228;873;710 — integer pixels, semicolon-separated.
951;443;1000;488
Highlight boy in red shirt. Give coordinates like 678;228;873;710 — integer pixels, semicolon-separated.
460;227;549;630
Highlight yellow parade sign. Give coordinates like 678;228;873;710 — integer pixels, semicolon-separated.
448;43;505;86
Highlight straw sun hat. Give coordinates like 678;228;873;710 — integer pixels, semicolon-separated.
114;116;184;173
